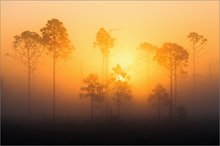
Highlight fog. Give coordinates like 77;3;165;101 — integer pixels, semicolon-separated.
1;60;219;121
1;1;219;145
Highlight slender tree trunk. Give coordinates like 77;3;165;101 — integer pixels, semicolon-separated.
1;75;6;120
157;97;160;121
91;96;94;122
106;38;110;118
117;95;120;120
101;97;104;120
103;52;109;118
53;48;56;120
193;45;196;116
27;50;31;120
102;54;106;118
146;54;149;82
28;66;31;120
102;55;104;86
170;61;173;120
105;53;109;116
101;55;104;119
174;64;177;117
146;55;150;99
129;99;133;121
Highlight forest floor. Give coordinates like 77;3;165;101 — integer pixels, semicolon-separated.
1;117;219;145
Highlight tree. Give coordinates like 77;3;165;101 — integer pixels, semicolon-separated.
187;32;207;112
80;74;104;121
7;31;43;119
110;64;132;119
41;18;74;119
148;84;169;120
154;42;188;119
94;28;115;117
137;42;157;100
173;46;189;115
137;42;157;82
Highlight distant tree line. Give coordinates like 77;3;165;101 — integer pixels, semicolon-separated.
7;18;207;122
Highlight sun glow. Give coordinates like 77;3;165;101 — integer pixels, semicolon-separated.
1;1;219;121
116;75;126;82
111;47;134;66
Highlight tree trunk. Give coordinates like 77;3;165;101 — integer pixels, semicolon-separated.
146;55;150;97
170;61;173;120
117;95;120;120
1;76;7;120
53;48;56;120
146;54;149;82
28;65;31;120
174;64;177;117
157;97;160;121
101;55;104;119
103;52;109;118
101;97;104;120
91;96;94;122
105;53;109;117
102;55;104;86
193;45;196;116
27;50;31;120
102;52;109;119
129;99;133;120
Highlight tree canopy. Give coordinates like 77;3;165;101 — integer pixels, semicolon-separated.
11;30;43;71
95;28;114;55
41;18;74;60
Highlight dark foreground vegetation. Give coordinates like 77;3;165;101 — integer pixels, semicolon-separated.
1;117;219;145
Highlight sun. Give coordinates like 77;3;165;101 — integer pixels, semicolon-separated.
116;75;126;82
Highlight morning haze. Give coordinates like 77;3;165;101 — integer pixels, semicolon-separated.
1;1;219;145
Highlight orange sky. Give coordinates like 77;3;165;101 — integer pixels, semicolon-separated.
1;1;219;101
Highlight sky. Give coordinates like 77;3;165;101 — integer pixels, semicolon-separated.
1;1;219;120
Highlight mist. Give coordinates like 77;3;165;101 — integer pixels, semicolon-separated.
1;1;219;145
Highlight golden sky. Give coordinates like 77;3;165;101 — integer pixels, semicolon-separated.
1;1;219;101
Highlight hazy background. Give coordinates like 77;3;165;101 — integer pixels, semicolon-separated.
1;1;219;121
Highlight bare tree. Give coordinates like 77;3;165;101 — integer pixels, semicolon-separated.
154;42;188;119
110;64;132;120
41;18;74;119
148;84;169;120
80;73;104;122
7;31;43;119
187;32;207;112
94;28;115;117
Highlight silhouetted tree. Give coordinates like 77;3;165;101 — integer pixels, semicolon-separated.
7;31;43;119
137;42;157;82
94;28;115;117
41;18;74;119
148;84;169;120
80;74;104;121
154;42;188;119
173;46;189;115
110;64;132;119
187;32;207;111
